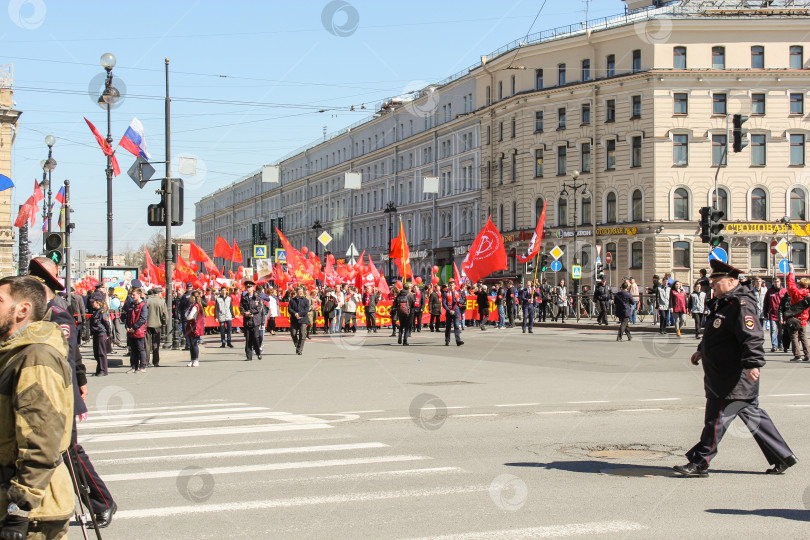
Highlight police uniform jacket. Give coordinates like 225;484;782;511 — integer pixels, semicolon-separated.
46;300;88;417
699;283;765;400
240;294;266;328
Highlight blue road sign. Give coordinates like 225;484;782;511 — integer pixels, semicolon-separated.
571;265;582;279
709;247;728;263
779;259;790;274
253;245;267;259
550;260;562;272
275;248;287;263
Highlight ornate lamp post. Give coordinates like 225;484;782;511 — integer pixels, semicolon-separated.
98;52;119;265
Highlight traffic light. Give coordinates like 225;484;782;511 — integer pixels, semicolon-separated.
526;260;534;274
540;253;549;272
699;206;725;246
45;232;64;266
595;261;604;279
147;178;184;227
732;114;749;153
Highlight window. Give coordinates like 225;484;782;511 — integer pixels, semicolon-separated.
750;93;766;115
790;134;805;166
499;205;504;232
674;93;688;114
751;188;767;220
606;192;617;223
486;126;491;145
751;134;766;166
581;59;591;81
512;201;517;230
499;122;503;141
673;241;691;268
673;134;688;166
712;134;727;166
673;188;689;220
486;86;491;106
498;81;503;100
790;45;804;69
750;242;768;269
511;117;516;138
790;93;804;115
581;196;591;225
558;198;568;226
535;69;544;90
790;188;807;220
631;95;642;118
632;189;643;221
511;75;516;96
606;140;616;170
712;46;725;69
581;102;591;124
535;197;545;221
631;241;643;269
631;136;642;167
606;54;615;77
534;148;544;177
557;145;567;176
558;107;566;130
511;153;517;182
535;111;544;132
632;50;641;73
581;142;591;172
712;93;727;115
674;46;686;69
713;187;729;219
792;241;808;268
558;63;566;86
499;156;504;185
606;99;616;122
751;46;764;69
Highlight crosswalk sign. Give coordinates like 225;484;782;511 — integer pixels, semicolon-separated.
572;265;582;279
253;245;267;259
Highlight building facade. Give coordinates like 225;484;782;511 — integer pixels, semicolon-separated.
0;65;22;277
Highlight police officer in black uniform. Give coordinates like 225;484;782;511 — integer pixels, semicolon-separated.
673;259;798;477
28;257;118;527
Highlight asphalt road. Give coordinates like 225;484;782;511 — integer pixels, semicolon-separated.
75;324;810;539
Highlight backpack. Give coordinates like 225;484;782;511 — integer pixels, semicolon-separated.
784;295;810;319
397;296;411;316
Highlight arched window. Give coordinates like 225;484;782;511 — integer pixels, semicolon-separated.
673;241;691;268
792;241;807;269
581;195;592;225
673;188;689;220
713;187;729;219
558;198;568;226
750;241;768;269
751;188;767;220
632;189;643;221
461;210;467;235
535;197;546;222
631;241;643;268
790;188;807;221
606;192;617;223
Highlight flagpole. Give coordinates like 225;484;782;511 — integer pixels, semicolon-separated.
533;252;540;283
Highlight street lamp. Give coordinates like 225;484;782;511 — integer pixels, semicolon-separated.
312;220;323;260
98;52;119;266
43;136;56;238
559;170;588;306
383;201;397;278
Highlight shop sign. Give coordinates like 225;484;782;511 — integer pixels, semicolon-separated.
595;226;638;236
725;222;810;237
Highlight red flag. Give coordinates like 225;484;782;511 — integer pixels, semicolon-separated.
367;254;380;279
377;273;390;296
232;239;243;264
189;241;210;264
173;255;196;282
32;180;44;204
144;248;165;284
84;117;121;176
517;200;547;263
389;221;412;281
324;255;339;287
276;228;315;284
462;216;507;284
213;236;232;260
14;201;35;228
453;261;462;285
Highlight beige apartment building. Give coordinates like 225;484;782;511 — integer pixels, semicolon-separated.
0;66;22;277
473;0;810;290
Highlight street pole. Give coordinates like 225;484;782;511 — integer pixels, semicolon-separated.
17;205;30;275
63;180;72;295
163;58;179;350
106;96;113;266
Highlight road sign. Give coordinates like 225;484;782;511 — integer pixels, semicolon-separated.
550;245;564;260
770;240;778;255
253;245;267;259
275;248;287;263
709;247;728;263
346;243;359;258
605;252;613;265
318;231;333;247
572;265;582;279
550;260;562;272
776;238;790;257
779;259;791;274
595;256;601;265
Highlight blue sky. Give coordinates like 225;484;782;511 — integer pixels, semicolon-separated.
4;0;628;255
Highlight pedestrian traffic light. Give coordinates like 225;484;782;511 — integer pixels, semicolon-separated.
699;206;725;246
526;260;534;274
540;254;549;272
732;114;749;153
45;232;64;266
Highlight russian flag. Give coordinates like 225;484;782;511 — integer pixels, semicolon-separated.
118;117;151;160
55;186;66;205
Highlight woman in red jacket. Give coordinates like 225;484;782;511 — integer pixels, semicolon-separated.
669;281;689;337
184;290;206;367
786;263;810;362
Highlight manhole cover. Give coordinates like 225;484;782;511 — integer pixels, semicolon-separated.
407;381;480;386
588;449;669;459
557;443;681;460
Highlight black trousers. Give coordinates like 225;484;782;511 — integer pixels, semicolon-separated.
68;421;114;515
692;313;704;336
244;325;261;359
429;314;440;332
618;317;631;339
537;302;547;322
290;322;307;353
92;333;109;375
128;336;146;370
398;313;411;343
506;303;515;327
522;305;535;331
478;310;489;330
366;308;376;330
686;397;793;468
411;309;422;332
445;310;462;344
146;327;161;365
597;300;609;325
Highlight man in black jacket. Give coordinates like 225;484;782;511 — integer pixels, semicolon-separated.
505;281;517;328
673;260;797;477
239;281;265;360
288;286;310;355
363;285;378;333
594;277;610;326
394;287;415;345
475;285;489;331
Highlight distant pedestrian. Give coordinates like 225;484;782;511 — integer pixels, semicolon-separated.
763;277;787;352
476;284;489;330
89;298;111;376
689;283;707;340
146;287;167;366
786;263;810;362
215;287;234;348
289;286;310;355
613;282;633;341
240;281;265;361
556;280;568;323
184;290;205;367
126;287;148;373
428;285;442;332
669;281;688;337
266;287;280;336
594;277;610;326
395;286;415;345
442;280;464;347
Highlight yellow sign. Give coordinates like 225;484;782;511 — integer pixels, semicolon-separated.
725;223;810;237
595;226;638;236
549;245;564;260
776;238;790;257
318;231;333;246
253;245;267;259
113;287;127;302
